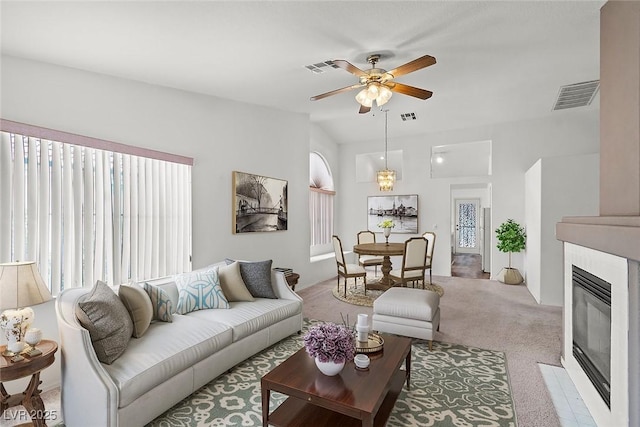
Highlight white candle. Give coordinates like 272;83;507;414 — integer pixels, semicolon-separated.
357;314;368;326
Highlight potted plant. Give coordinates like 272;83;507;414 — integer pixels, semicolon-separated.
495;218;526;285
303;322;355;376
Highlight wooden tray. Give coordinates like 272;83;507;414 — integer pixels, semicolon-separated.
355;333;384;354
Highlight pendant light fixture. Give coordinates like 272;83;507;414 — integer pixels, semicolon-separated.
377;110;396;191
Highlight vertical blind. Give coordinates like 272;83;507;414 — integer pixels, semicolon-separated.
309;152;335;253
0;131;192;295
309;190;334;247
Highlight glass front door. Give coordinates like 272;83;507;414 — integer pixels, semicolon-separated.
455;199;480;254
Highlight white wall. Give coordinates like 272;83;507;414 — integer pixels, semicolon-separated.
526;153;600;306
337;110;600;278
1;55;314;392
1;55;313;275
0;55;601;394
525;160;543;300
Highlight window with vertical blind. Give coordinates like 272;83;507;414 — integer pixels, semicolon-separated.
309;152;335;256
0;124;192;295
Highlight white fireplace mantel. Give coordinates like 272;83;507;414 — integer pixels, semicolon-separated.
563;243;629;427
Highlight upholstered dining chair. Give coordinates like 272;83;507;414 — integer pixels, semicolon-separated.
356;230;384;277
389;237;428;288
332;235;367;297
422;231;436;285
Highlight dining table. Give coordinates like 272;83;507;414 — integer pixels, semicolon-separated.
353;242;405;291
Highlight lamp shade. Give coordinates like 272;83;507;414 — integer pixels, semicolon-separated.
355;89;373;107
0;262;52;310
376;86;392;107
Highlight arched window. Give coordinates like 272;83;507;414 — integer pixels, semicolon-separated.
309;152;334;256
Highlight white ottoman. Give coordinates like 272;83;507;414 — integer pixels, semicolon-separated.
372;287;440;350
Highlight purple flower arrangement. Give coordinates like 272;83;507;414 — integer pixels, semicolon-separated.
303;322;355;363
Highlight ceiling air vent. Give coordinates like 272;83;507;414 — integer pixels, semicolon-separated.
552;80;600;111
304;60;340;74
400;112;417;121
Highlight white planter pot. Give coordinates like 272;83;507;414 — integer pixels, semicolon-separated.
315;357;345;376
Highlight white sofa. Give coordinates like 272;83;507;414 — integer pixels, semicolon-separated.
55;264;303;427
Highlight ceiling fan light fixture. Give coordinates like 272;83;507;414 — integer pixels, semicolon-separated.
366;83;380;100
355;89;373;107
376;85;392;107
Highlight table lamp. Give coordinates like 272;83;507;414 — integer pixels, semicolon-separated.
0;261;52;356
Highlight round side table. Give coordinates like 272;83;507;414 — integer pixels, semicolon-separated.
1;339;58;427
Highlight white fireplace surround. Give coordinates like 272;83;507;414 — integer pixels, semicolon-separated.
563;243;628;427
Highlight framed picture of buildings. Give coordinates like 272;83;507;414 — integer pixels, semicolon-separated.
367;194;418;234
232;171;288;233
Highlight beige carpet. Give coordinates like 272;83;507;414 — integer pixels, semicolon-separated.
298;275;563;427
331;276;444;307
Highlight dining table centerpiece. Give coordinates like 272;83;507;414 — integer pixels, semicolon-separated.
303;322;355;376
377;219;396;245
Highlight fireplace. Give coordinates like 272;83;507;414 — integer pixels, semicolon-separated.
572;265;611;407
561;243;630;426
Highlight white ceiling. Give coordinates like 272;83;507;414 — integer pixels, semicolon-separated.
0;1;603;145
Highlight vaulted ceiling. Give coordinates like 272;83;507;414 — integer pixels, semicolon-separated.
1;1;603;144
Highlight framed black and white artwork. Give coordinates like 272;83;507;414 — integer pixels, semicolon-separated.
232;171;288;233
367;194;418;234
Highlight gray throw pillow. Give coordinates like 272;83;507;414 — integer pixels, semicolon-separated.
76;280;134;364
225;259;277;299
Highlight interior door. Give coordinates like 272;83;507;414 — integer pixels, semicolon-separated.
454;199;480;254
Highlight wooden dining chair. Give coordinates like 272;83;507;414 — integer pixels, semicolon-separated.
356;230;384;277
422;231;436;285
389;237;428;288
332;235;367;297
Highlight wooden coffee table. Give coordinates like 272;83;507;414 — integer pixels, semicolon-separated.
261;334;411;427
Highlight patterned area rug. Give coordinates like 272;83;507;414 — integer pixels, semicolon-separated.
331;277;445;307
148;319;516;427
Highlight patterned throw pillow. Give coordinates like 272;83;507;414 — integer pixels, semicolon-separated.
225;259;277;299
76;280;134;364
175;268;230;314
143;282;174;322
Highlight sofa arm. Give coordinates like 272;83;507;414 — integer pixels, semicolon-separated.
56;288;120;427
271;270;303;302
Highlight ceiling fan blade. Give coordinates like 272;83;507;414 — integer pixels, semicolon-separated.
359;105;371;114
332;60;368;77
310;84;363;101
387;55;436;78
389;82;433;100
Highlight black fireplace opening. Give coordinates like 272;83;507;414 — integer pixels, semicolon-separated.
572;265;612;408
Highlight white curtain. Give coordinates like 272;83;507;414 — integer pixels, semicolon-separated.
0;132;192;294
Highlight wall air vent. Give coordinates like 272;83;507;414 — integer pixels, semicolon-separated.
553;80;600;111
304;60;340;74
400;112;417;121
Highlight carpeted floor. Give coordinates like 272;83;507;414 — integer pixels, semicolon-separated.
331;277;444;307
300;275;562;427
149;319;517;427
